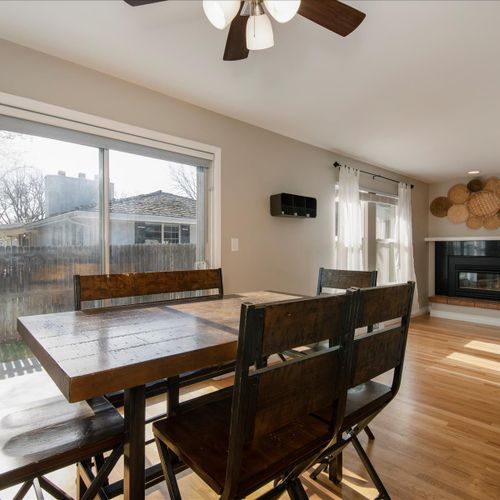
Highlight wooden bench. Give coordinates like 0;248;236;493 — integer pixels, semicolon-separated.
0;371;124;500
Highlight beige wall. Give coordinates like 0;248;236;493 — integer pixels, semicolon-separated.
429;177;500;238
0;39;429;307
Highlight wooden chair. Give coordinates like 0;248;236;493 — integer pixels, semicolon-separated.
73;268;234;409
317;268;378;295
0;371;124;500
316;268;378;440
152;291;359;499
316;268;378;337
310;282;415;499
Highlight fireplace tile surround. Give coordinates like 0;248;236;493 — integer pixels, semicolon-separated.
435;240;500;301
426;238;500;326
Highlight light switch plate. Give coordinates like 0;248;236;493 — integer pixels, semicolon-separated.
231;238;239;252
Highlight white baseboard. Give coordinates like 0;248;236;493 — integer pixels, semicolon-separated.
430;303;500;327
412;306;430;318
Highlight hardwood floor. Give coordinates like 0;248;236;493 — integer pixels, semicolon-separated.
2;315;499;499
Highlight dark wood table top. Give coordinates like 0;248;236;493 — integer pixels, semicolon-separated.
17;291;300;403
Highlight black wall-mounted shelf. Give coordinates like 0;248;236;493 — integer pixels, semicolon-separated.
270;193;317;218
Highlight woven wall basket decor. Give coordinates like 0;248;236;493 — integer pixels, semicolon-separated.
431;176;500;230
468;191;500;217
447;184;470;204
484;176;499;192
467;178;484;193
494;180;500;199
430;196;452;217
466;215;483;230
447;204;469;224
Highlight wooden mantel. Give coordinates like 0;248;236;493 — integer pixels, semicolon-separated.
425;236;500;242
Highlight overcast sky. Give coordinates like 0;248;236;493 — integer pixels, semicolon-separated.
0;131;196;199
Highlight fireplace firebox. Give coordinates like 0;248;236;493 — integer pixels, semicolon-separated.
448;256;500;301
435;241;500;301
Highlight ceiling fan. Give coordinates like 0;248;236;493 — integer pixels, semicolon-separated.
124;0;366;61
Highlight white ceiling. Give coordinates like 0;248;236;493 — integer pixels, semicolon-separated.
0;0;499;183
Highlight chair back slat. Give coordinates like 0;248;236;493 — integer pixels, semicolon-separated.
252;349;341;438
355;283;411;327
260;295;349;357
350;326;403;387
74;269;223;309
317;268;377;294
350;282;415;391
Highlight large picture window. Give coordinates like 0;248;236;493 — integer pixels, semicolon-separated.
0;115;213;344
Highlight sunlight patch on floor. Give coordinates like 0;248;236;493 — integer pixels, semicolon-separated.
447;352;500;372
465;340;500;356
340;468;377;499
301;467;378;500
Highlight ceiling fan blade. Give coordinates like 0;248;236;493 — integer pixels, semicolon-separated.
299;0;365;37
223;2;249;61
123;0;166;6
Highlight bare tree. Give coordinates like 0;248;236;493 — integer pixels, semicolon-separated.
0;166;45;224
171;166;197;200
0;130;32;168
0;131;45;224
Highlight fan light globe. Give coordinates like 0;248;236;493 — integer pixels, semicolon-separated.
203;0;240;30
264;0;301;23
246;13;274;50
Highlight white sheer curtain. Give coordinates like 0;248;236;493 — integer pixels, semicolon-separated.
396;183;420;311
335;166;363;270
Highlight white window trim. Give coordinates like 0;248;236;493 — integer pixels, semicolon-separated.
0;91;222;268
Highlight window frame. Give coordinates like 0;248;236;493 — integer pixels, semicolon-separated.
334;185;398;283
0;91;221;269
163;224;180;244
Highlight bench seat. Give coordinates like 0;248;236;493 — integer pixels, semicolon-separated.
0;371;124;490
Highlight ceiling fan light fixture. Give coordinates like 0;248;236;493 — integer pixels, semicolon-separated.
246;13;274;51
203;0;240;30
264;0;300;23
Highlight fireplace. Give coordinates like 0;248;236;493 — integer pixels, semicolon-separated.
435;240;500;301
448;256;500;300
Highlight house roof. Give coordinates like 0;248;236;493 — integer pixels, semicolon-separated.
78;190;196;219
110;191;196;219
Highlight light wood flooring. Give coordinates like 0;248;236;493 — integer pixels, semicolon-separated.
2;315;499;499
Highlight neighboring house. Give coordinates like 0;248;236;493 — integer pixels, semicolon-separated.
0;172;197;246
106;190;196;245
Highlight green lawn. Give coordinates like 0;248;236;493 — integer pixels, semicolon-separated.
0;341;33;362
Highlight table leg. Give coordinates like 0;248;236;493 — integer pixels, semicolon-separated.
124;385;146;500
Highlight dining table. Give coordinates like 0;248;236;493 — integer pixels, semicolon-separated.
17;290;302;500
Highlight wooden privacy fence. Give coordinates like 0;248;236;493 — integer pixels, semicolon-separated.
0;244;196;342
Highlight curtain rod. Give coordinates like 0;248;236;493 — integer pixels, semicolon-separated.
333;161;414;189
